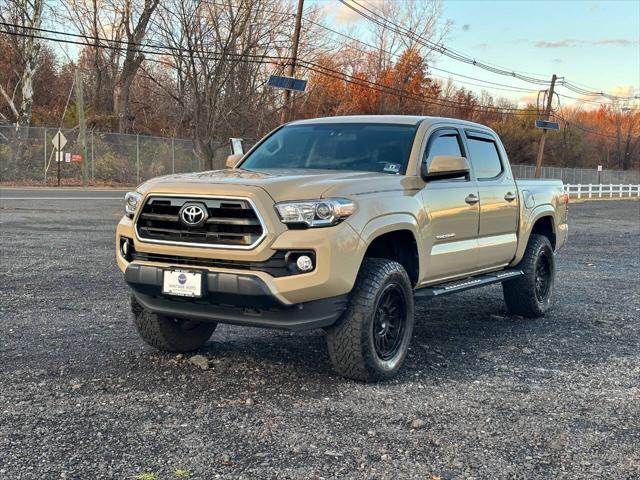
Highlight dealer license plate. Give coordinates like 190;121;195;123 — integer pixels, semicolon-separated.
162;270;203;298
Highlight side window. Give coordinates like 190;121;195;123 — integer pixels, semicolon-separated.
425;134;463;162
466;136;503;179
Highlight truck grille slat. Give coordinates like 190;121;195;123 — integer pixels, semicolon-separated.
136;195;265;249
130;251;291;277
140;213;179;222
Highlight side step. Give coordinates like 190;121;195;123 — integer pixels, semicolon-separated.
414;269;523;298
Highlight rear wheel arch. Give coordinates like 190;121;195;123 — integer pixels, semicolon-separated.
530;215;556;250
511;208;557;266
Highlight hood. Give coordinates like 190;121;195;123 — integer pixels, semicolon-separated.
138;168;416;202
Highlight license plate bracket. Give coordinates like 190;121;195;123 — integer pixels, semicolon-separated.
162;269;203;298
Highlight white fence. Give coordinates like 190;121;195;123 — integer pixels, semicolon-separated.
564;184;640;199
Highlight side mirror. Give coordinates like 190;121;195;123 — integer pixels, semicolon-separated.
421;155;470;181
226;154;242;169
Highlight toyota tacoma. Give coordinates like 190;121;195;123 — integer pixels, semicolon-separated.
116;115;569;381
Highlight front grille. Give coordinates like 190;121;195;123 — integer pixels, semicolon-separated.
131;251;293;277
136;195;265;248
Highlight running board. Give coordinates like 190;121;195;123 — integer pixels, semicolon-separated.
415;269;523;298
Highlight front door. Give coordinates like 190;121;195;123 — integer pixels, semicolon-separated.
420;128;480;284
463;130;519;270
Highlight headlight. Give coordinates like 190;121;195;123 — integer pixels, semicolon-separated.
124;191;142;218
275;198;355;227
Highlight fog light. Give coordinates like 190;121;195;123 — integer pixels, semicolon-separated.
120;237;132;261
296;255;314;272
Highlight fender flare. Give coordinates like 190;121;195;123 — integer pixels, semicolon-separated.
356;213;424;280
511;204;556;266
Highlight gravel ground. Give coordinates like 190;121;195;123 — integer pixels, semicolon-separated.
1;192;639;479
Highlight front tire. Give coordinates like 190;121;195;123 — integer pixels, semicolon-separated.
503;234;555;318
326;258;415;382
131;295;217;352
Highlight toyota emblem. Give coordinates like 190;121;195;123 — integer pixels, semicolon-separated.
179;203;208;227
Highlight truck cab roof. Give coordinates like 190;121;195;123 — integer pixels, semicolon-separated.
289;115;492;131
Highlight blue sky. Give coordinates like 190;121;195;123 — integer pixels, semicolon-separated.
315;0;640;107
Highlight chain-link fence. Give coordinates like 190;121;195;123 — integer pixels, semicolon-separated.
511;164;640;184
2;125;639;186
0;126;201;186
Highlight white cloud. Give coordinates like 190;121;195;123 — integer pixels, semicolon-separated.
324;0;386;26
609;85;637;97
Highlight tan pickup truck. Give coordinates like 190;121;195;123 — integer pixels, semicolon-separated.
116;115;568;381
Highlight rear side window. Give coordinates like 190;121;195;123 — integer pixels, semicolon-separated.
466;136;503;179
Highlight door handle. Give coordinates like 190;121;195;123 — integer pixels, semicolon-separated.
465;193;479;205
504;192;517;202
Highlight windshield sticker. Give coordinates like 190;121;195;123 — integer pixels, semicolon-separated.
383;163;401;173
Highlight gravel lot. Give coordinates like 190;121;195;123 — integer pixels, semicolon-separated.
1;190;639;479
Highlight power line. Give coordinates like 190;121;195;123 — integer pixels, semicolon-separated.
302;16;538;95
0;21;290;64
339;0;551;85
298;60;540;116
560;80;639;101
201;0;541;95
6;19;634;123
339;0;639;101
0;21;537;116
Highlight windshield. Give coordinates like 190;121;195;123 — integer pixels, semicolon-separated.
239;123;417;174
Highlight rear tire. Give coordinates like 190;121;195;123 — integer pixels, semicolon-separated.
326;258;415;382
131;295;217;352
503;234;555;318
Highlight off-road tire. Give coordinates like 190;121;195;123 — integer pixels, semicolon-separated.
326;258;415;382
131;295;217;352
503;234;555;318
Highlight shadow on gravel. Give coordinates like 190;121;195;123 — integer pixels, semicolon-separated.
129;284;592;387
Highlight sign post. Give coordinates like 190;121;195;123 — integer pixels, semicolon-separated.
52;130;67;187
597;164;602;185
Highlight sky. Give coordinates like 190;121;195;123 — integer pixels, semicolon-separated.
314;0;640;108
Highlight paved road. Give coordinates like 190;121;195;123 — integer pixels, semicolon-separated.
1;198;639;479
0;187;127;200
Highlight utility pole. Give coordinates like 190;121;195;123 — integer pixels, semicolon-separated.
534;74;557;178
75;68;89;187
280;0;304;124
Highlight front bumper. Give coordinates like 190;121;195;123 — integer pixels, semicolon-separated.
117;186;367;326
126;263;348;330
117;207;366;305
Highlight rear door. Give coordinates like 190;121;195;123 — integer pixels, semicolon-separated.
463;130;519;269
421;128;480;283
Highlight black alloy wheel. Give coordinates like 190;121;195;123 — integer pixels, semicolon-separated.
534;250;552;302
372;283;407;362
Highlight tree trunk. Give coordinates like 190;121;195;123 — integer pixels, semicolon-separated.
112;0;159;133
13;0;43;127
113;74;134;133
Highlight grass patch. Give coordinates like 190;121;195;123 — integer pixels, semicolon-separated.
132;473;157;480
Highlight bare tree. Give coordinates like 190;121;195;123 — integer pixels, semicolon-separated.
0;0;44;126
155;0;293;169
60;0;159;132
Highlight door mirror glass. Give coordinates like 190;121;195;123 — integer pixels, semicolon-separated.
226;154;243;168
422;155;470;181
